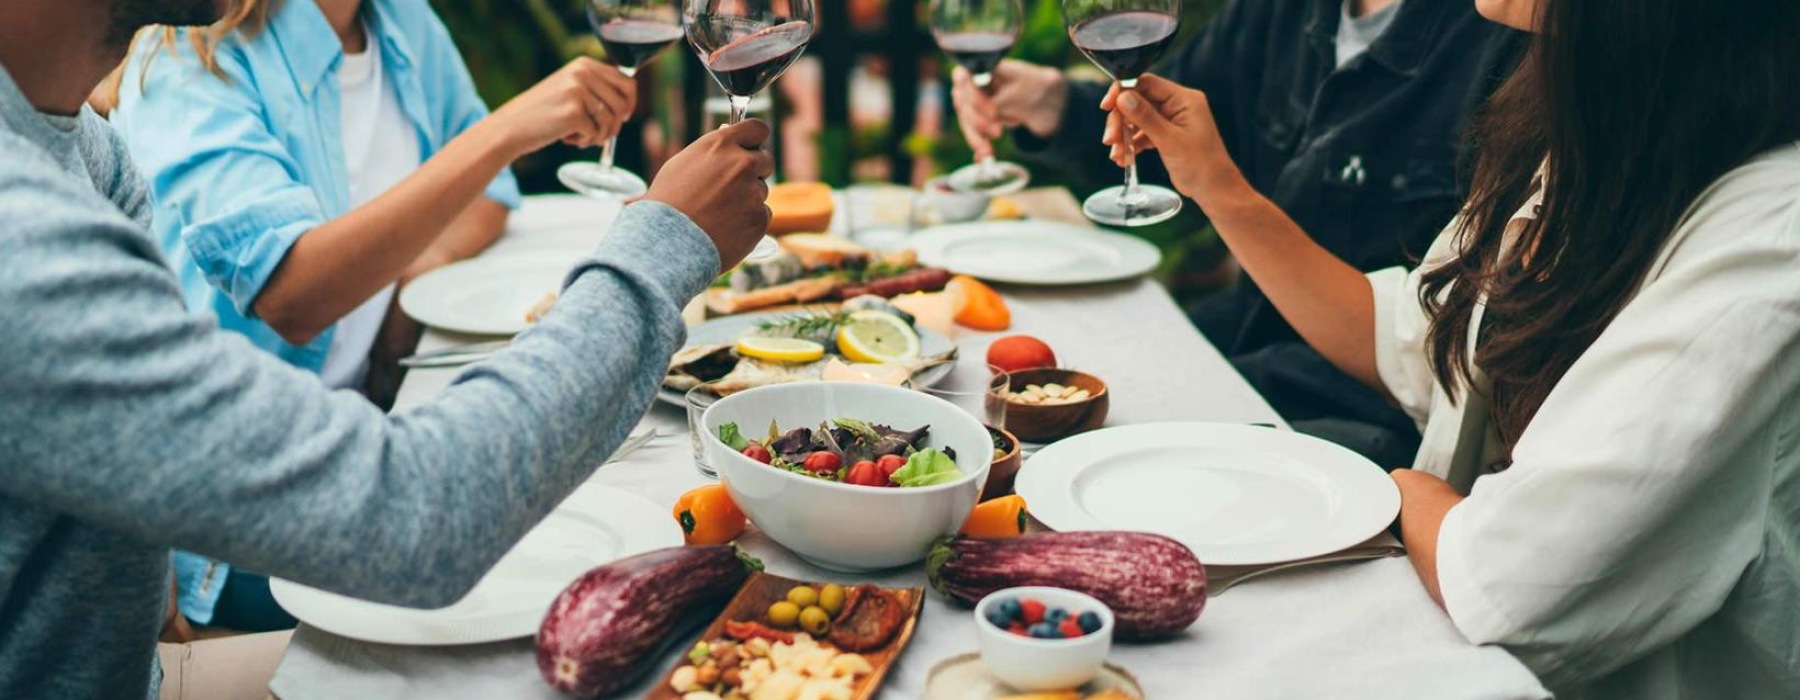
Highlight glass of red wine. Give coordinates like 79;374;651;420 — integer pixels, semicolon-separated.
932;0;1030;195
684;0;814;259
558;0;685;200
1063;0;1182;227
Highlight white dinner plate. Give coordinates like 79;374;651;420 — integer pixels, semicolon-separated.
1015;423;1399;566
398;250;587;335
656;310;958;405
270;484;681;646
910;220;1162;286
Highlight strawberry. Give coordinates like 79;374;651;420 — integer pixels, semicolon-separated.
1020;598;1046;625
1059;619;1085;638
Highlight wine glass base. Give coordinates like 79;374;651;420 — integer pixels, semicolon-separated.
558;162;649;200
1083;184;1183;227
946;160;1031;196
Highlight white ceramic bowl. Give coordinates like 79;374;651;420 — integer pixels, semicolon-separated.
924;176;993;223
702;382;992;572
974;586;1115;691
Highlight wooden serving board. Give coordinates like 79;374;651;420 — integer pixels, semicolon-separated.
645;572;926;700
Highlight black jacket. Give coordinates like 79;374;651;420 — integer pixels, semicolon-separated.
1023;0;1524;354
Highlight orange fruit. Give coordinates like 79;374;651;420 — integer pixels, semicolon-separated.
948;275;1011;331
986;335;1056;374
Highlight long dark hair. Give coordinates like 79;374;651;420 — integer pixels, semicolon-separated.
1421;0;1800;448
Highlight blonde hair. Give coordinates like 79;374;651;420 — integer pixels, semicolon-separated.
93;0;281;112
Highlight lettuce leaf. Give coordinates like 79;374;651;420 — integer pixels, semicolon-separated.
890;448;963;487
717;423;750;451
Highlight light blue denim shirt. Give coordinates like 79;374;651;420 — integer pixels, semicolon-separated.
109;0;521;624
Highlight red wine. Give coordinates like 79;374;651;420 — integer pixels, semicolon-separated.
1069;11;1178;82
934;31;1015;77
592;18;684;71
694;21;812;97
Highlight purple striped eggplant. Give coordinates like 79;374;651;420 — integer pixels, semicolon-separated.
537;545;762;697
926;532;1206;641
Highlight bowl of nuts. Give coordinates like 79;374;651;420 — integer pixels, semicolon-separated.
1000;368;1109;443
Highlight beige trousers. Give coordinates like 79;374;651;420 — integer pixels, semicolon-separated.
155;631;291;700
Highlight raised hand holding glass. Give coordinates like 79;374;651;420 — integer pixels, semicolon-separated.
684;0;814;260
933;0;1031;195
1063;0;1183;227
558;0;684;200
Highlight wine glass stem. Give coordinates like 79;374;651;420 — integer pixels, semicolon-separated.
1118;81;1144;205
598;135;619;172
728;94;752;124
973;72;994;88
597;66;636;172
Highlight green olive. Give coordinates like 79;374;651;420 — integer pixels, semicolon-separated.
786;585;820;608
799;605;832;635
818;584;846;617
766;601;801;629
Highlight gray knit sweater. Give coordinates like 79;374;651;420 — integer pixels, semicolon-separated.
0;64;715;699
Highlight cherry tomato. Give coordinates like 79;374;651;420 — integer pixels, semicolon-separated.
875;454;907;483
741;444;772;464
844;461;885;487
802;451;842;475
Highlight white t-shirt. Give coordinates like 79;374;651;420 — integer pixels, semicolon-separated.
1368;143;1800;698
319;36;422;390
1335;0;1402;69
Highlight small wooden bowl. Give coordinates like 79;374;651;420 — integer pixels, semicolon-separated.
1001;369;1110;443
982;425;1023;501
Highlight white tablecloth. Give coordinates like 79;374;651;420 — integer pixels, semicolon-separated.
267;193;1548;700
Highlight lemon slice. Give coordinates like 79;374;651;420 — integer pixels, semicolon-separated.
736;336;826;363
836;311;921;364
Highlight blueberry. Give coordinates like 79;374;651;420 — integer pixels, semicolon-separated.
996;598;1022;621
1077;611;1103;633
1045;608;1069;624
985;608;1014;629
1028;622;1060;639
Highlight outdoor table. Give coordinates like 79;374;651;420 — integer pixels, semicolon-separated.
267;191;1548;700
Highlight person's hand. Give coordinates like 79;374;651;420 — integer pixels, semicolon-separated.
950;60;1070;161
644;120;776;270
1100;74;1246;209
486;57;637;156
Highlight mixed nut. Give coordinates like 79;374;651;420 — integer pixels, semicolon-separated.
669;634;872;700
1006;383;1092;406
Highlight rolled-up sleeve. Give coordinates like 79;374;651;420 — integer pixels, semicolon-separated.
1366;222;1460;425
1435;203;1800;688
414;6;521;210
113;38;327;317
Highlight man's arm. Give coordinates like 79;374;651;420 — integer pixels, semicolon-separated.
0;169;714;608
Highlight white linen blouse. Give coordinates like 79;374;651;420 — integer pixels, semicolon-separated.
1366;143;1800;699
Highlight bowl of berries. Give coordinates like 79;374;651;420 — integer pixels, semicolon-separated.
973;586;1115;691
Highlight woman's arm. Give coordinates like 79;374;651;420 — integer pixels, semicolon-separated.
1390;468;1464;606
254;59;633;345
1105;75;1383;390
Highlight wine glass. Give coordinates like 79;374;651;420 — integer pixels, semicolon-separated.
1063;0;1183;227
683;0;815;260
558;0;685;200
932;0;1030;195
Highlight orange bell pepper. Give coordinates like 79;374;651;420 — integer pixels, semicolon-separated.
673;484;747;545
949;275;1011;331
960;494;1028;538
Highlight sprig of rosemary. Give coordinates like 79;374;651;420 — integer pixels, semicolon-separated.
752;310;850;339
